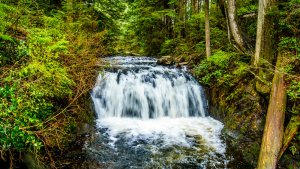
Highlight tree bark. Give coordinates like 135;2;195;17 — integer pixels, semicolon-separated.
227;0;252;54
254;0;278;94
192;0;196;14
205;0;211;57
178;0;186;38
253;0;277;66
257;54;287;169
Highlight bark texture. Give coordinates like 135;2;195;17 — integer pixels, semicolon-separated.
227;0;252;54
191;0;199;14
254;0;277;66
254;0;277;94
205;0;211;58
257;54;287;169
178;0;186;38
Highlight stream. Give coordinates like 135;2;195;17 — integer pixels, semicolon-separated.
87;57;232;168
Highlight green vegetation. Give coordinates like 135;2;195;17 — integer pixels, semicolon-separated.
115;0;299;167
0;0;299;168
118;0;231;57
0;0;125;167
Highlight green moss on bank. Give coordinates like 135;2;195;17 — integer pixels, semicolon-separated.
193;51;265;167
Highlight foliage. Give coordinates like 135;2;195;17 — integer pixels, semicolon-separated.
0;0;299;167
118;0;245;57
278;0;300;159
0;84;51;151
194;51;250;86
0;3;74;157
0;0;120;167
287;80;300;101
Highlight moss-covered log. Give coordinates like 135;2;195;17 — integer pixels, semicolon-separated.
257;54;287;169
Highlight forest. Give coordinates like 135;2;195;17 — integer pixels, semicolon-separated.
0;0;299;168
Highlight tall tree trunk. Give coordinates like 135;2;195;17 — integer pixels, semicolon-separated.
199;0;203;12
227;0;252;54
205;0;211;57
178;0;186;38
253;0;277;66
257;54;287;169
192;0;197;14
253;0;278;94
218;0;231;44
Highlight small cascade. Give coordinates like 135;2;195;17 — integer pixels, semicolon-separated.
88;57;228;168
92;57;207;119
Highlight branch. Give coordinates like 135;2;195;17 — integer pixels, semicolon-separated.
241;13;256;18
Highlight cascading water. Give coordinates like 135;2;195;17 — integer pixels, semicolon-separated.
87;57;229;168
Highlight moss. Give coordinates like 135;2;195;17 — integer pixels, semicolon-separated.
208;82;264;166
193;52;266;167
242;142;261;166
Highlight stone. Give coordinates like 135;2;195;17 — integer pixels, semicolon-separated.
157;56;174;65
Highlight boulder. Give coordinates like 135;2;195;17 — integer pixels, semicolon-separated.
157;56;174;65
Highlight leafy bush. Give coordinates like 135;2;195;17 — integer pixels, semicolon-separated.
288;80;300;101
0;14;75;157
160;39;177;55
0;1;101;164
194;51;250;86
0;84;51;151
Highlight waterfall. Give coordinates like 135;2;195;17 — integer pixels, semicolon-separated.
89;57;227;168
92;57;207;119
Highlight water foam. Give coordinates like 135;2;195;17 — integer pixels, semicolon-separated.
91;57;226;159
96;117;225;154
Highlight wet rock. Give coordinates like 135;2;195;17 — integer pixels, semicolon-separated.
175;62;189;68
226;130;239;139
179;62;189;65
157;56;174;65
255;80;271;95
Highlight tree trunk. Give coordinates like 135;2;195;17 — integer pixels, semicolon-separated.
178;0;186;38
254;0;278;94
199;0;203;12
222;0;231;44
205;0;211;57
227;0;252;54
192;0;197;14
257;54;287;169
253;0;277;66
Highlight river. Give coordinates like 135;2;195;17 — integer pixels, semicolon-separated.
86;57;231;168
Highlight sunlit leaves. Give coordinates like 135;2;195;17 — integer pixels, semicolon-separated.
0;1;75;155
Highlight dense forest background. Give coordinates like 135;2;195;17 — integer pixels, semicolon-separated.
0;0;299;168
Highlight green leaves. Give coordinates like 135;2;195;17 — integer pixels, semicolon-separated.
0;84;46;151
288;80;300;101
0;2;75;155
194;51;249;86
279;37;300;54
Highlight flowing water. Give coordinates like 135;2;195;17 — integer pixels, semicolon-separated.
87;57;231;168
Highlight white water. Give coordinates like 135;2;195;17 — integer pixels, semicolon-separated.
96;117;225;153
91;57;226;165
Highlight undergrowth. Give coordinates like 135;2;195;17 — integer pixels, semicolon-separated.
0;1;114;167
